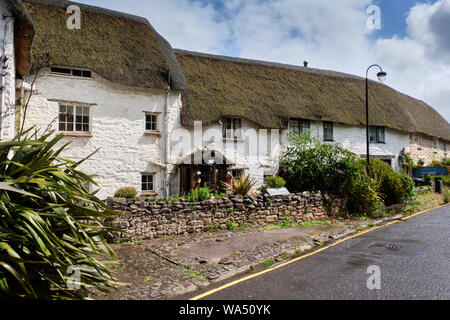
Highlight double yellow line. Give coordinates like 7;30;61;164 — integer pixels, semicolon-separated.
190;203;449;300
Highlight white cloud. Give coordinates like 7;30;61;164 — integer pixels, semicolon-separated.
223;0;374;75
374;0;450;121
76;0;231;54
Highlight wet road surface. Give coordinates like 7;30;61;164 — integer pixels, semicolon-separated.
188;205;450;300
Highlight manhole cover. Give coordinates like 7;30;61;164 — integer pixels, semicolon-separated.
368;243;401;251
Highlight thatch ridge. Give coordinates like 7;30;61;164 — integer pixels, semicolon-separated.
175;49;450;141
6;0;35;76
22;0;186;90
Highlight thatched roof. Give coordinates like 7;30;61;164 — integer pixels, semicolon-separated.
5;0;35;77
22;0;186;90
176;50;450;141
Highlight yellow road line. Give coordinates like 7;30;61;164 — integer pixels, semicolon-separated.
400;203;448;221
190;203;448;300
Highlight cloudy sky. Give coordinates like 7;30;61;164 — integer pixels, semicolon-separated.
76;0;450;122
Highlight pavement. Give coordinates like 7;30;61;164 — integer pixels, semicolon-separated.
181;204;450;300
94;214;409;300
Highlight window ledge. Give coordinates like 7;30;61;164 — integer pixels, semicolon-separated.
59;132;92;137
144;131;161;137
141;192;157;197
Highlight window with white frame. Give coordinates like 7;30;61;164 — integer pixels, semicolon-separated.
59;105;90;132
145;113;159;132
369;126;385;143
434;140;439;150
231;169;244;179
323;121;334;141
289;119;310;136
222;118;242;139
141;174;155;192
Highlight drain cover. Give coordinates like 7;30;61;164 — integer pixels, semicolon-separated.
369;243;401;251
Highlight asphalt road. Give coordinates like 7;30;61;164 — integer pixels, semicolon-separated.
191;205;450;300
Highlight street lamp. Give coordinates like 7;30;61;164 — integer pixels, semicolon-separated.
365;64;387;167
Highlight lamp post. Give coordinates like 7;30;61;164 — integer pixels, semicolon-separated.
365;64;387;167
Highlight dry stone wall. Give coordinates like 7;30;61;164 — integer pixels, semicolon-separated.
106;192;346;242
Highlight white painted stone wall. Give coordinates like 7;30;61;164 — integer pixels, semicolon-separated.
169;119;411;195
0;1;16;140
306;122;410;171
24;70;182;199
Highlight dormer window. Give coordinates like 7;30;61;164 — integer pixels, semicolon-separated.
223;118;242;139
50;67;92;78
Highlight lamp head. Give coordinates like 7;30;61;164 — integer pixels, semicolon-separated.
377;71;387;83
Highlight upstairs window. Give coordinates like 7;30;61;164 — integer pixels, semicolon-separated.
289;119;310;136
59;105;90;132
369;126;385;143
323;122;334;141
51;67;92;78
223;118;242;139
145;113;159;132
434;140;439;150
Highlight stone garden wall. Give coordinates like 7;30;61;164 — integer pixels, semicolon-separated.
106;192;346;242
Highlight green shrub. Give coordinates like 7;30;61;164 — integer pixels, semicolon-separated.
226;222;238;230
431;160;443;167
432;175;450;186
442;158;450;166
443;188;450;203
213;191;226;199
114;187;138;198
279;132;380;214
184;185;212;202
223;175;256;196
266;176;286;189
404;153;418;173
345;170;380;214
366;159;415;206
278;132;415;216
0;130;118;299
198;185;211;201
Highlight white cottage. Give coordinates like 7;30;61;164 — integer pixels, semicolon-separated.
173;50;450;191
21;0;186;199
16;0;450;199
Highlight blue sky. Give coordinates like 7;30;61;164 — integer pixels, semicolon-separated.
76;0;449;121
376;0;421;38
